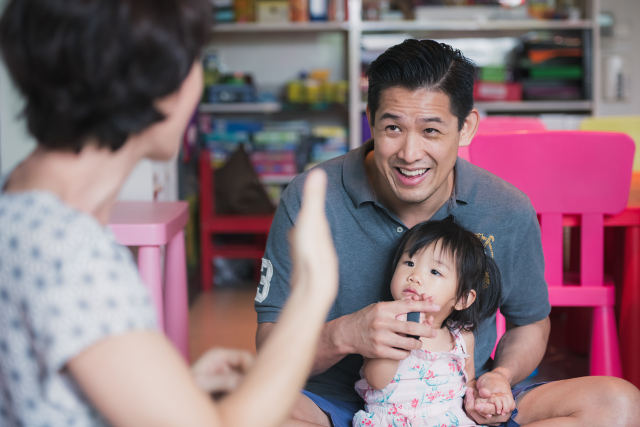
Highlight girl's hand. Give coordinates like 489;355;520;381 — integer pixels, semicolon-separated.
488;392;515;417
464;374;514;425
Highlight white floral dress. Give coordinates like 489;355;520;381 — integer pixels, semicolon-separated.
353;329;478;427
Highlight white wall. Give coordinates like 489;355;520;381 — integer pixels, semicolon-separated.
598;0;640;116
0;55;35;174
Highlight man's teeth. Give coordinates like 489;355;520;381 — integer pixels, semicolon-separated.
399;168;427;177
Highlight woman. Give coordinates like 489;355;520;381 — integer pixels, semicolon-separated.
0;1;338;425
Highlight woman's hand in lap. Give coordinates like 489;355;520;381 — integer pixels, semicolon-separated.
192;347;254;395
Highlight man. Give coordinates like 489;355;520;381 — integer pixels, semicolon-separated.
255;39;640;426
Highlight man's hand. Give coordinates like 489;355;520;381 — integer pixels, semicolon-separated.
464;372;515;425
341;297;440;360
191;348;254;395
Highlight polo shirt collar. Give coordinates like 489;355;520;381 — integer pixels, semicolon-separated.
342;139;472;210
343;139;377;208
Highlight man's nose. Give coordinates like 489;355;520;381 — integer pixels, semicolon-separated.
397;132;423;164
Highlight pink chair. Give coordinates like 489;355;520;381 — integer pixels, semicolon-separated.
470;131;635;377
108;201;190;360
458;116;546;161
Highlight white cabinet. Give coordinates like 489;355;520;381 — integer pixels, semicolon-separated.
204;0;601;150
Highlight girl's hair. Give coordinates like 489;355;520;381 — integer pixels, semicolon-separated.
390;216;501;332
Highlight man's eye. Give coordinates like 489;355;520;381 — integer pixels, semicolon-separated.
425;128;440;135
386;125;400;132
430;269;441;276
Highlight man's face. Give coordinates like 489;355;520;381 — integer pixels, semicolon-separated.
368;86;475;213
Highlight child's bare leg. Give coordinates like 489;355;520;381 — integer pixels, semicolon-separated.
514;376;640;426
282;394;332;427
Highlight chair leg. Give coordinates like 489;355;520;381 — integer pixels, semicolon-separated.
590;306;622;377
492;309;506;360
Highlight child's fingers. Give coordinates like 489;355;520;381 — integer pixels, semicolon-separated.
489;395;503;415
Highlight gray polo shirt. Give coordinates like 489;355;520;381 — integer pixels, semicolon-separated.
255;140;550;402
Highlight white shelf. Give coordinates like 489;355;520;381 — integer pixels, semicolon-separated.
212;21;348;33
203;0;600;150
360;19;594;33
199;102;282;114
359;100;594;114
475;100;594;113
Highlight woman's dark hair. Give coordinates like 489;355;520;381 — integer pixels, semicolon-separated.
390;216;501;332
367;39;475;130
0;0;211;152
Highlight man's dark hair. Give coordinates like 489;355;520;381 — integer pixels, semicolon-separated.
367;39;475;130
390;216;501;332
0;0;211;152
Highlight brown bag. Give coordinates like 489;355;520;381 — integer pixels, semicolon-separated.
214;145;275;215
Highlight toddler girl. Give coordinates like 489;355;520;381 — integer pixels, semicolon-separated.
353;216;505;427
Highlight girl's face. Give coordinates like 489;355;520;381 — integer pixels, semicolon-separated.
390;241;470;319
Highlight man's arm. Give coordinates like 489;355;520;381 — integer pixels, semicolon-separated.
465;317;550;424
257;298;440;375
493;316;550;385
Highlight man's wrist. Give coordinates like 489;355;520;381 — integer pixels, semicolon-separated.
326;315;354;356
490;366;514;385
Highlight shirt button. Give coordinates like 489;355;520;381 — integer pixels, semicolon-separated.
396;227;404;233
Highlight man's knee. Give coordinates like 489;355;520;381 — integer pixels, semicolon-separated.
288;393;332;426
595;377;640;425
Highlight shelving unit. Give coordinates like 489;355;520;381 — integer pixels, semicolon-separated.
203;0;601;150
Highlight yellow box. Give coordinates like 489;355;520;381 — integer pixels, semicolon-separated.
256;0;289;23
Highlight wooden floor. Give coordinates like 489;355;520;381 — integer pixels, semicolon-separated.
189;285;257;362
187;284;588;379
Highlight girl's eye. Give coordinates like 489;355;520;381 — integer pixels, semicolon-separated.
405;260;415;267
430;269;441;276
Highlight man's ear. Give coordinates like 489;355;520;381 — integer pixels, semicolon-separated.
365;105;373;135
455;289;477;310
458;109;479;147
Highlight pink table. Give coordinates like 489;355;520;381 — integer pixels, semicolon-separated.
108;201;190;360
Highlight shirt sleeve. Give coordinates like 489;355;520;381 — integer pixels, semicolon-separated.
254;178;303;323
25;222;157;377
499;207;551;326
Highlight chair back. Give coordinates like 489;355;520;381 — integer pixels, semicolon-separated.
458;116;546;161
580;115;640;171
470;130;634;288
477;116;546;134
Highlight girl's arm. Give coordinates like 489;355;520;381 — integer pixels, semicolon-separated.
67;169;338;427
362;357;400;390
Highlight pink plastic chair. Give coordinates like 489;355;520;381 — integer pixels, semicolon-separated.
470;131;635;377
458;116;546;161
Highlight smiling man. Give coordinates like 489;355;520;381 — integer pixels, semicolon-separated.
254;39;640;427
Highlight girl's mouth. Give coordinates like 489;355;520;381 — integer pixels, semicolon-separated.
403;288;419;297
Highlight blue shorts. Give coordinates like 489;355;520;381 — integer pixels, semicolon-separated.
303;382;546;427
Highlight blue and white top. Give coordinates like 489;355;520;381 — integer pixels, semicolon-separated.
0;175;157;426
